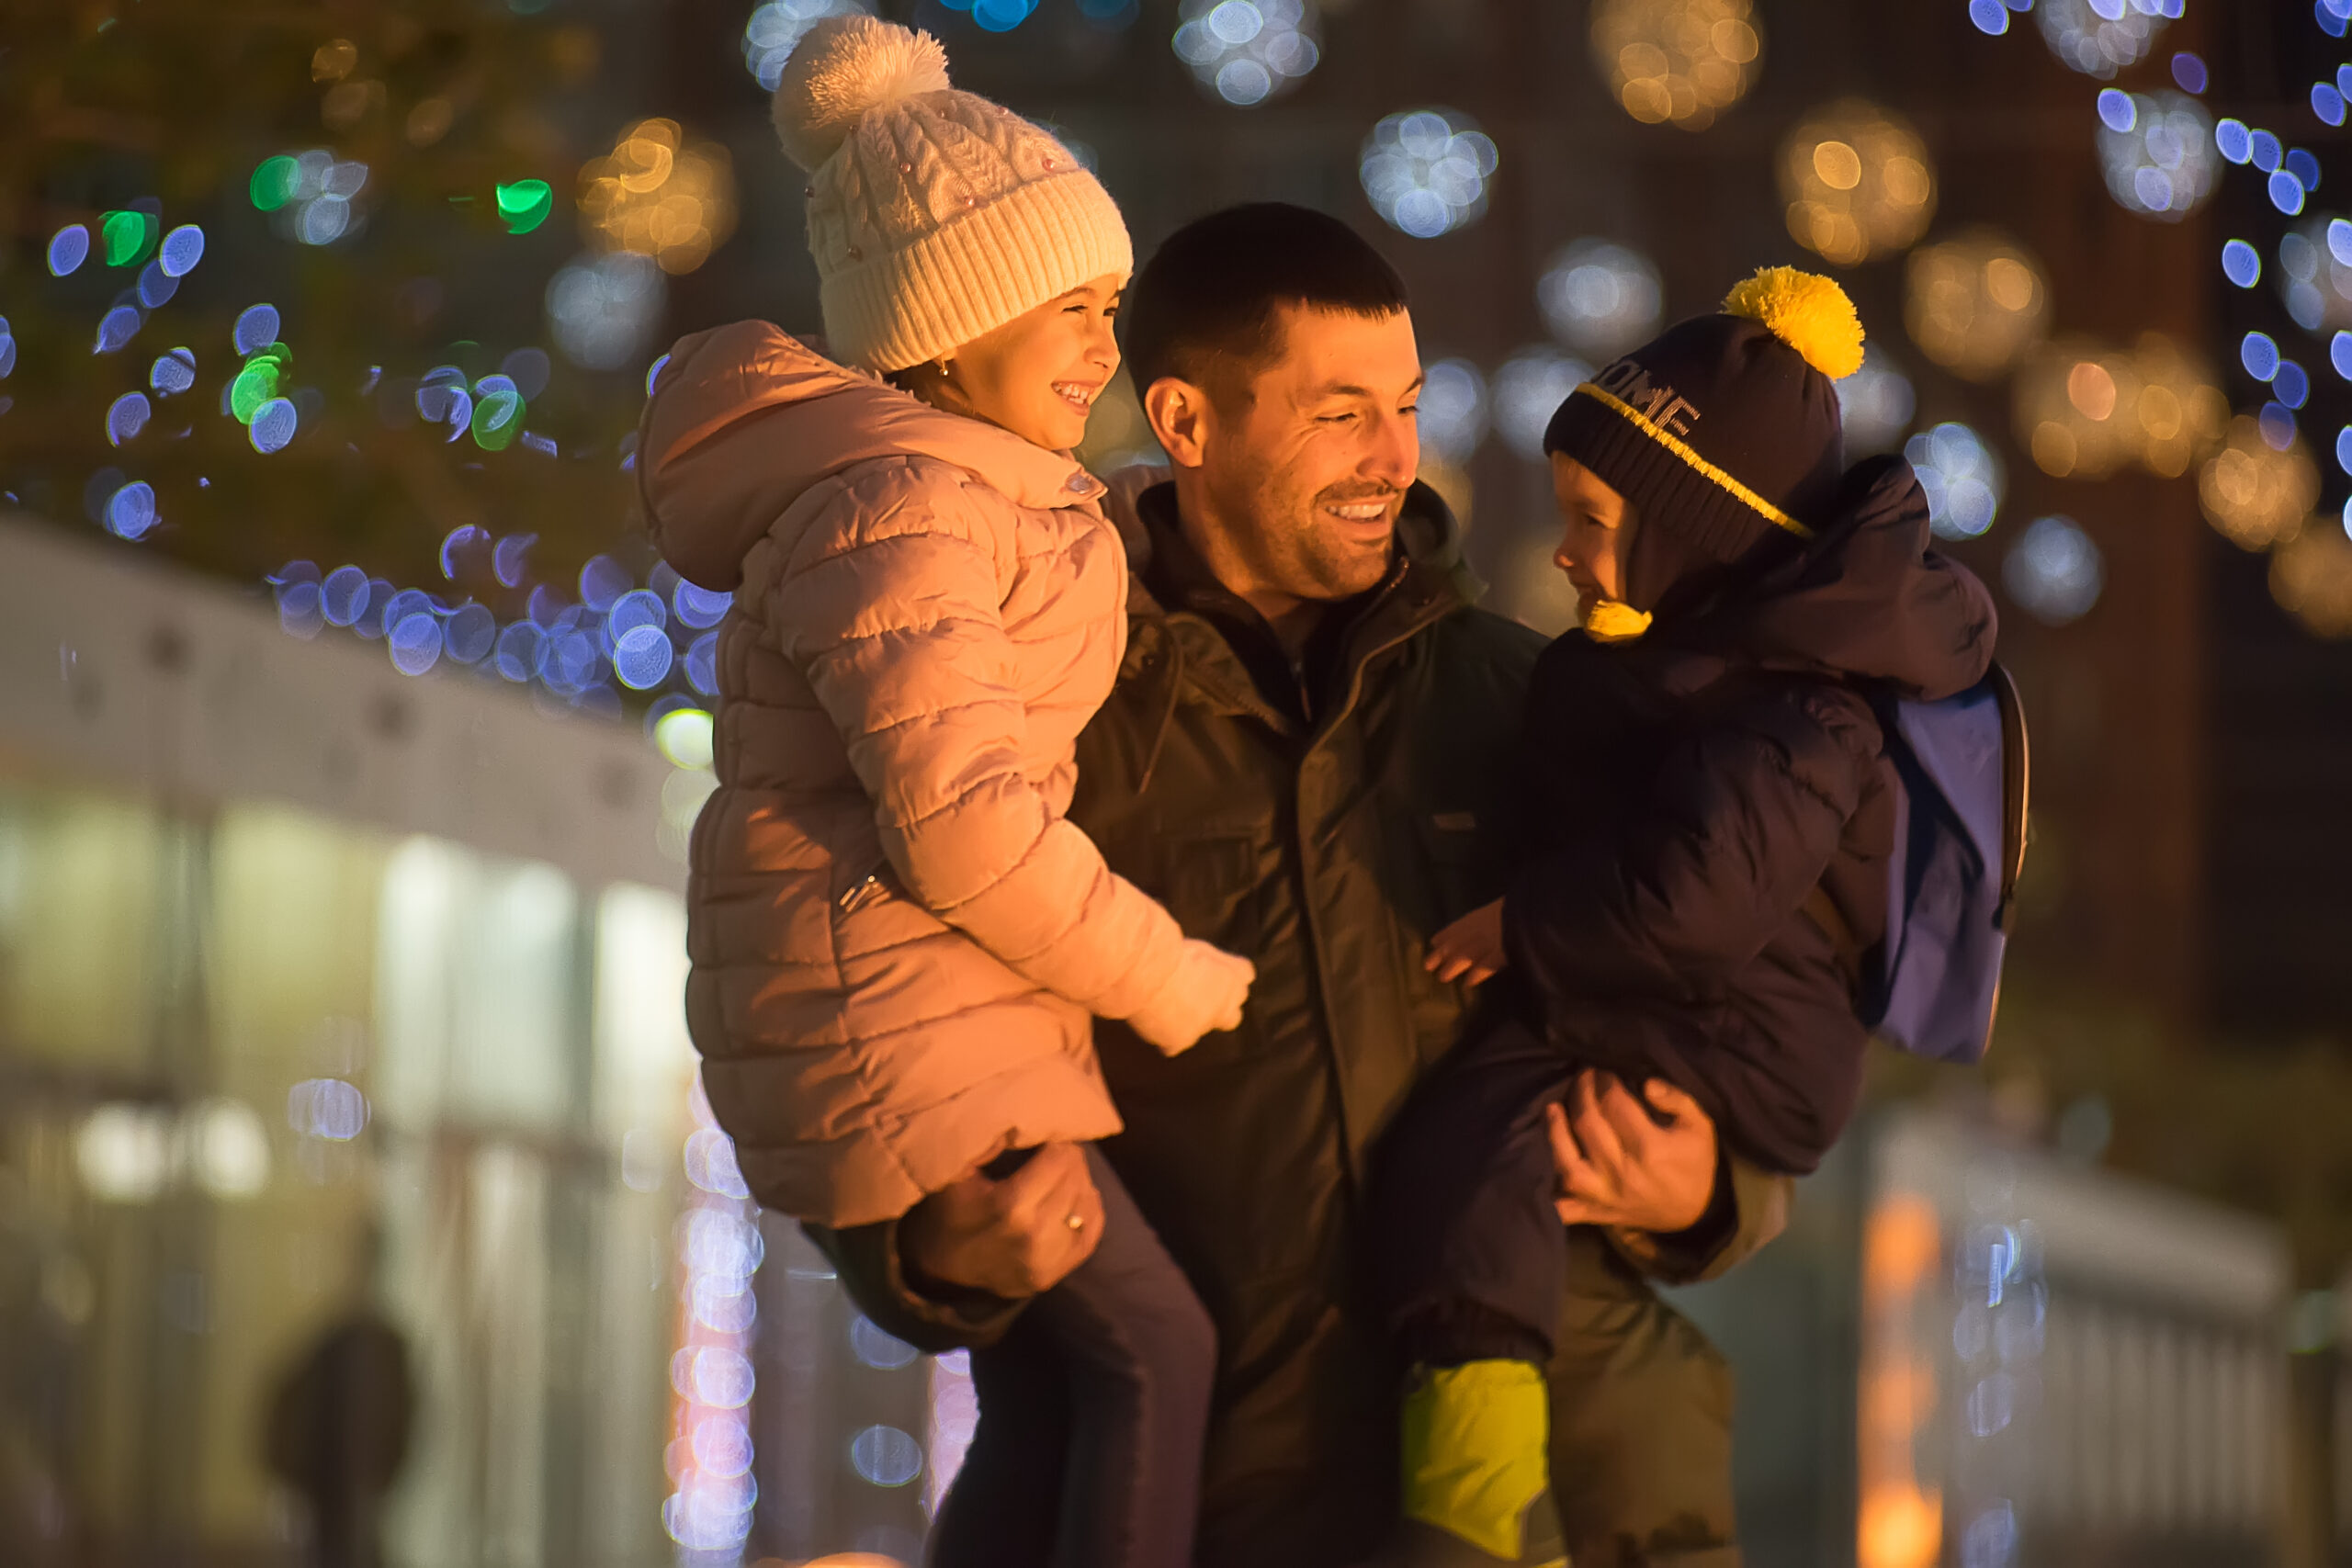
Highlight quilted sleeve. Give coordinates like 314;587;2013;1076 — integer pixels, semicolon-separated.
770;465;1192;1021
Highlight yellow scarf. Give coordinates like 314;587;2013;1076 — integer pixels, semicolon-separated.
1580;597;1653;643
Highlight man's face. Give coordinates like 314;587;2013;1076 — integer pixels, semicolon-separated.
1168;303;1424;606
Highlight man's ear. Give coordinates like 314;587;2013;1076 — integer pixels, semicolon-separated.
1142;376;1212;469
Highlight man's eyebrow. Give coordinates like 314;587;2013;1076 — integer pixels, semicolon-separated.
1303;376;1424;400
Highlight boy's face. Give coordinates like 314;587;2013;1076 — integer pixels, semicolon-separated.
1549;452;1638;605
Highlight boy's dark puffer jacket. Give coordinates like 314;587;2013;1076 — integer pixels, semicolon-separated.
1502;454;1997;1174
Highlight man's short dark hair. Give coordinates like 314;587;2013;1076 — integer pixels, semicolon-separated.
1123;203;1409;399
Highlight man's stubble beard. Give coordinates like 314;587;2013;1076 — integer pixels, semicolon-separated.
1212;446;1397;606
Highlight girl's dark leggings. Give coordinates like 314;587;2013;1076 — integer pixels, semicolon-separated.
928;1143;1216;1568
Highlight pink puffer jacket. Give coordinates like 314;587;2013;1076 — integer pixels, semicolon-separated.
640;321;1243;1227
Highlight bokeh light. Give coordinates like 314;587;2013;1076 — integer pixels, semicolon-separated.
48;224;90;276
2095;90;2214;220
105;481;159;541
100;209;157;268
2198;416;2317;551
2277;219;2352;333
1172;0;1322;107
1588;0;1761;131
1780;99;1936;267
579;118;737;275
2012;333;2222;480
1837;344;1917;457
1904;422;2004;540
547;251;666;371
2035;0;2178;79
233;304;281;357
1492;346;1592;461
1359;108;1498;239
1904;229;2049;382
253;151;369;244
496;179;555;235
2004;515;2105;626
1417;358;1488;467
849;1425;923;1487
1536;239;1663;362
744;0;873;92
2269;524;2352;637
94;307;141;356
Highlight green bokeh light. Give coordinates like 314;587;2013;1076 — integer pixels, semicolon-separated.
471;388;525;450
230;346;289;424
100;210;157;266
494;179;554;235
251;155;300;212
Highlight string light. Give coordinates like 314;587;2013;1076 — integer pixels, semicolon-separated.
1172;0;1322;106
1360;109;1498;238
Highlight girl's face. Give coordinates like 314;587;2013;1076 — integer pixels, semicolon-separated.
1549;451;1639;604
905;273;1126;452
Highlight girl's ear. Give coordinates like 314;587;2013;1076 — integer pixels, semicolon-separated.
1142;377;1211;468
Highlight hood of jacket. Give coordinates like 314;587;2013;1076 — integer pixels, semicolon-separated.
637;320;1102;592
1659;454;1997;701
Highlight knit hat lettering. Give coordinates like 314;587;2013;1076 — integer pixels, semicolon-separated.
1591;357;1701;440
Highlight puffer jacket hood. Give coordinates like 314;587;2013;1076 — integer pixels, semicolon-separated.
1652;453;1996;701
639;320;1102;592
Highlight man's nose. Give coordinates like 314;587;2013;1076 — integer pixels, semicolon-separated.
1363;406;1418;486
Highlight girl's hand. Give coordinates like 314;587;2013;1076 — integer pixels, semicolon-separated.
1426;898;1508;987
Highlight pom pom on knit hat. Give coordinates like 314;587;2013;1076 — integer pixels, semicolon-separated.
1722;266;1865;380
772;15;951;171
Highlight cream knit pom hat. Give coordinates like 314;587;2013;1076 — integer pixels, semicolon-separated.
772;16;1132;373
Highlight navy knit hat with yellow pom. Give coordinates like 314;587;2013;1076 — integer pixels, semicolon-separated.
1543;265;1865;636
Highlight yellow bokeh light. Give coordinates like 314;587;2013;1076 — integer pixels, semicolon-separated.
2198;416;2318;551
580;118;738;276
1904;229;2049;381
1590;0;1762;132
2015;333;2223;482
1780;99;1937;267
2270;525;2352;637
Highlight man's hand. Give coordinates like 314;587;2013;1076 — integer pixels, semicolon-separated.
899;1142;1104;1299
1426;898;1509;987
1545;1071;1718;1233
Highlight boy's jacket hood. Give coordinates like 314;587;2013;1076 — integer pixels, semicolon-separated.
636;320;1102;592
1661;454;1997;701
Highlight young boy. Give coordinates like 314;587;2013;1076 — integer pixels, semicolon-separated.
1368;269;1997;1566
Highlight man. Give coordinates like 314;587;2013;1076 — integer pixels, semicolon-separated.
818;204;1792;1567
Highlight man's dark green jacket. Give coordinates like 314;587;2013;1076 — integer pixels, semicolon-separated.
820;479;1791;1566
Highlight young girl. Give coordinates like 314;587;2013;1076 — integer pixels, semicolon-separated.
1369;271;1997;1566
637;18;1250;1565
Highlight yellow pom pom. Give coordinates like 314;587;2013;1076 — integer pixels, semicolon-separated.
1723;265;1866;380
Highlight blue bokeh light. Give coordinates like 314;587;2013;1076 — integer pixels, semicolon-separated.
2317;84;2348;128
2221;239;2261;288
354;578;394;638
151;347;197;395
136;262;179;310
673;581;733;629
2335;333;2352;382
105;481;158;541
646;353;672;398
2287;149;2323;192
94;306;142;355
446;604;497;664
2274;360;2312;409
158;224;205;277
2243;332;2281;381
278;581;325;639
685;631;719;695
579;554;631;612
233;304;281;356
250;397;298;453
2250;130;2284;173
2335;425;2352;475
2259;403;2299;450
2096;90;2135;133
2171;52;2206;94
322;566;370;626
614;626;675;689
610;588;668;639
2271;170;2309;216
494;533;537;588
389;614;443;677
1967;0;2008;34
2215;119;2251;164
495;622;546;682
106;392;151;446
48;226;91;276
